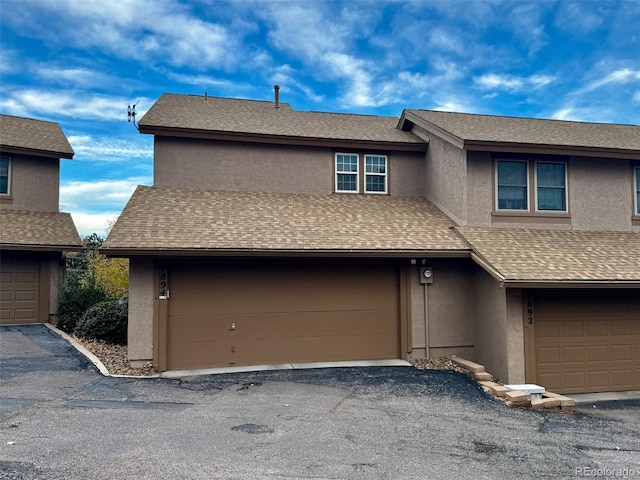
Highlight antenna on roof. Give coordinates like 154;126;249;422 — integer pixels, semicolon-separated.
127;101;139;131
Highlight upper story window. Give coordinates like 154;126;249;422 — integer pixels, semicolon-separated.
335;153;388;194
495;158;568;213
536;162;566;211
635;166;640;215
336;153;359;192
497;160;528;210
0;156;9;195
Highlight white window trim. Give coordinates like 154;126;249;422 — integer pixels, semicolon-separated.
534;160;568;213
495;159;530;212
364;154;388;194
634;166;640;216
335;153;359;193
0;156;10;196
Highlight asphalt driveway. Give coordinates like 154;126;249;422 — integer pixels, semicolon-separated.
1;324;639;480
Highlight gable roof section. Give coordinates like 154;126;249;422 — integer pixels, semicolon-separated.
0;210;82;251
0;114;74;159
400;110;640;159
455;226;640;287
138;93;425;151
102;186;469;256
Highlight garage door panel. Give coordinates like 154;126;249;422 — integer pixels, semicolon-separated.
534;291;640;393
0;256;40;325
165;260;400;370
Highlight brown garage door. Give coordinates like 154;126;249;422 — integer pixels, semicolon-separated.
533;291;640;394
0;256;40;324
165;259;400;370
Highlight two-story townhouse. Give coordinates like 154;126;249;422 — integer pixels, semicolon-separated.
103;91;640;394
0;114;82;325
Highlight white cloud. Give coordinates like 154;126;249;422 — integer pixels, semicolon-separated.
70;212;122;238
474;73;556;92
67;135;153;162
0;89;153;121
32;65;113;88
582;68;640;92
60;178;148;212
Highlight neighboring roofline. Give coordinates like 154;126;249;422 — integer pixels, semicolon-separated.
0;243;83;252
398;110;640;160
138;126;428;153
501;280;640;288
100;247;471;258
0;145;74;159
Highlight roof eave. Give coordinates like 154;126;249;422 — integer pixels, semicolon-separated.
463;140;640;160
100;246;471;258
0;243;83;252
138;125;427;152
501;279;640;289
0;145;74;159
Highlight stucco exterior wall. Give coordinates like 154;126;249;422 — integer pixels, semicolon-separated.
466;151;493;226
410;259;476;360
423;135;467;224
569;157;634;231
472;268;510;382
0;154;59;212
154;137;426;197
128;257;155;364
505;288;525;384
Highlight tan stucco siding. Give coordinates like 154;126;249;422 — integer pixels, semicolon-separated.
466;152;493;226
423;135;467;224
409;259;476;360
472;268;510;382
505;288;525;384
0;155;59;212
154;137;426;197
128;257;154;364
569;157;635;231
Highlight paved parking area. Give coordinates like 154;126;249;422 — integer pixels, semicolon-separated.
1;324;640;479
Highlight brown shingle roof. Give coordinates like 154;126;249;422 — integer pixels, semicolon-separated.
103;186;468;254
139;93;424;147
455;227;640;284
403;110;640;154
0;115;74;158
0;210;82;249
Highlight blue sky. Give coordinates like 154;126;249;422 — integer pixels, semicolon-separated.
1;0;639;236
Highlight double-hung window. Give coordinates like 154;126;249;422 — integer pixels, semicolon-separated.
496;158;568;213
635;167;640;215
0;156;9;195
365;155;387;193
335;153;388;194
336;153;359;193
496;160;528;210
536;162;566;212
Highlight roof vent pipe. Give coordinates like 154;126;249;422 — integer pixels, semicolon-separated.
274;85;280;109
204;92;208;101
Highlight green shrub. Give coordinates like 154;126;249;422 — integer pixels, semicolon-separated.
56;273;110;333
74;298;128;345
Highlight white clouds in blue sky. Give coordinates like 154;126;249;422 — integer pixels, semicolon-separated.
1;0;639;234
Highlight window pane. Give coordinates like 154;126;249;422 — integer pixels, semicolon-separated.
636;168;640;214
537;163;565;187
366;175;385;192
337;173;357;191
498;186;527;210
497;161;527;210
0;157;8;194
365;156;386;174
538;187;566;211
337;154;358;173
537;163;566;211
